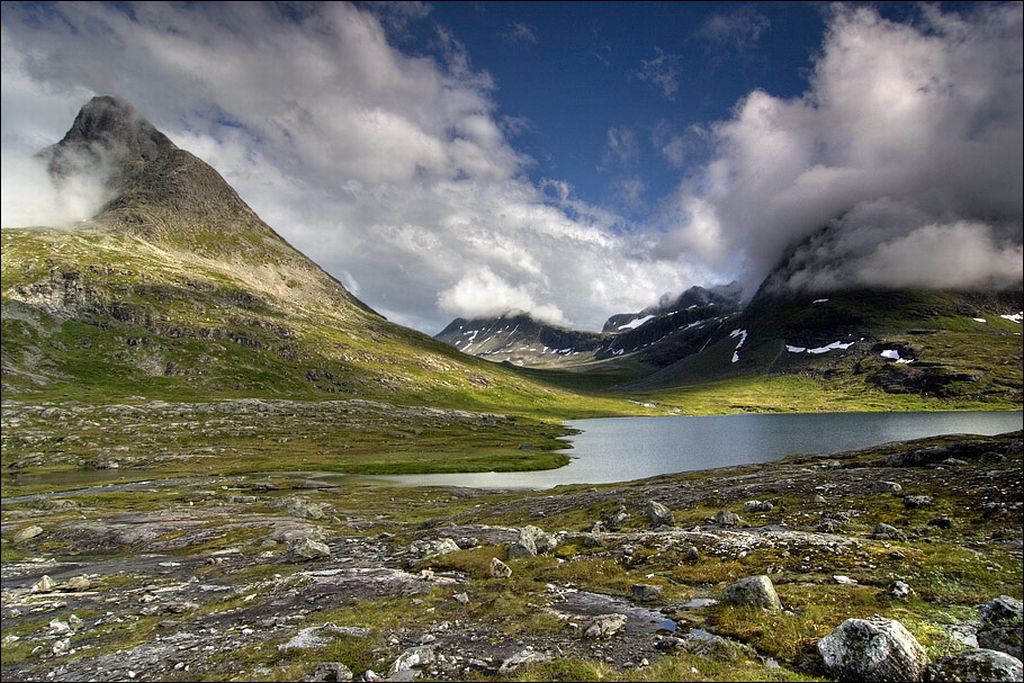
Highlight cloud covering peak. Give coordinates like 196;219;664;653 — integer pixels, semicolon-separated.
663;4;1023;294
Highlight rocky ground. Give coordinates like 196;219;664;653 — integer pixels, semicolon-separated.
2;424;1022;681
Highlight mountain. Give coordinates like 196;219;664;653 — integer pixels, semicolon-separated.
0;96;600;413
435;284;741;370
434;313;609;367
629;227;1023;404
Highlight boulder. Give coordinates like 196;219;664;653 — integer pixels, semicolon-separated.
683;546;700;562
978;595;1023;659
60;576;93;592
520;525;558;554
925;648;1023;682
721;575;782;611
927;517;953;529
645;500;675;527
507;531;537;559
872;481;904;494
715;510;741;526
306;662;355;683
31;575;56;593
583;613;628;639
489;557;512;579
743;500;774;513
904;495;933;509
631;584;664;603
604;506;629;531
387;645;436;677
287;498;333;521
885;581;914;601
498;648;550;675
872;523;906;541
407;538;460;560
13;525;43;543
818;616;929;682
289;537;332;561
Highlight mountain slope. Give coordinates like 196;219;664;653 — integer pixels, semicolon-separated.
0;97;625;416
435;313;609;367
629;230;1023;404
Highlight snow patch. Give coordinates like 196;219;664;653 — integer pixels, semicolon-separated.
972;318;987;323
1000;312;1023;324
812;298;830;304
617;314;656;331
881;349;915;364
787;340;856;355
729;328;748;363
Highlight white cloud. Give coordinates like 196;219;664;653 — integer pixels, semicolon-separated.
635;48;682;101
602;127;639;168
661;4;1023;294
438;267;566;325
504;22;537;46
696;7;770;51
0;2;698;332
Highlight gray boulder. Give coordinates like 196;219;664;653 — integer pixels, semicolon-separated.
604;506;629;531
521;525;558;554
872;481;904;494
645;500;675;527
387;645;436;677
683;546;700;562
925;648;1023;682
715;510;741;526
721;575;782;611
631;584;664;603
489;557;512;579
13;525;44;543
507;532;537;559
498;648;550;675
583;613;628;639
289;537;332;561
904;495;933;509
306;662;354;682
872;523;906;541
407;538;460;560
978;595;1023;659
743;500;774;513
818;616;929;682
885;581;914;601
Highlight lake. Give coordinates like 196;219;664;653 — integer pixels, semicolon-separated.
377;410;1023;489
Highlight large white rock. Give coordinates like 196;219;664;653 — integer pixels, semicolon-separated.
721;575;782;611
818;616;929;682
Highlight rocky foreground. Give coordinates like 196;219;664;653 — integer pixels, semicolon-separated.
2;428;1022;682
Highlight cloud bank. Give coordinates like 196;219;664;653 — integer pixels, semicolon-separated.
663;4;1023;295
0;2;700;332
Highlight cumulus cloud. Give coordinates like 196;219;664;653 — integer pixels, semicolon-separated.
662;3;1024;295
635;48;682;100
0;2;700;332
438;267;566;325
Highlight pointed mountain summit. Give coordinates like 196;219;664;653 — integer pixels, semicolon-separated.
0;96;583;410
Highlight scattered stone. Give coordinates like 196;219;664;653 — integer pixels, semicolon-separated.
521;525;558;554
306;662;354;683
49;619;72;636
721;575;782;611
60;576;93;592
885;581;914;601
743;500;774;513
904;495;933;509
683;546;700;562
978;595;1023;659
388;645;436;676
833;575;858;585
818;518;842;533
453;592;470;605
645;500;675;527
13;525;43;543
287;498;333;521
631;584;664;603
927;517;953;529
684;632;757;662
498;648;550;675
507;532;537;559
872;481;904;494
289;537;332;561
361;670;381;682
872;523;906;541
68;614;85;630
818;616;929;682
31;575;56;593
813;494;828;504
489;557;512;579
604;505;629;531
925;648;1023;682
583;614;628;639
407;538;460;559
52;638;71;656
715;510;741;526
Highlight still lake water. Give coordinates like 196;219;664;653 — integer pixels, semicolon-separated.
378;411;1023;490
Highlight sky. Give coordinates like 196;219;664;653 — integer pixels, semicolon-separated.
1;1;1022;333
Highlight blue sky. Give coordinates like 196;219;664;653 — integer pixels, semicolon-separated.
1;2;1021;332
